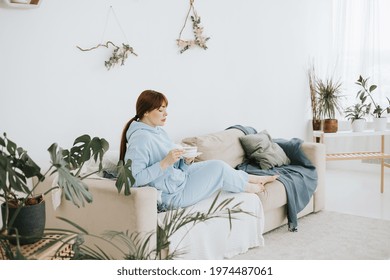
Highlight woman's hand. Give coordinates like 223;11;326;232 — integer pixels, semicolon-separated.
184;157;195;165
160;148;184;170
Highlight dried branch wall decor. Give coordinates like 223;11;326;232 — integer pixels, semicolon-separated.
177;0;210;54
76;41;137;70
76;6;137;70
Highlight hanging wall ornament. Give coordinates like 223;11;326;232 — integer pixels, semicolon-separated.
177;0;210;54
76;6;137;70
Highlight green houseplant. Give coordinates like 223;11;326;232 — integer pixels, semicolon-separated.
0;133;133;247
344;103;371;132
355;75;390;131
316;77;344;133
308;64;321;130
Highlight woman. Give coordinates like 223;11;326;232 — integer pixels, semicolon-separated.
120;90;278;209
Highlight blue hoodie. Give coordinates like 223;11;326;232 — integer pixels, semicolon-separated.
125;121;189;198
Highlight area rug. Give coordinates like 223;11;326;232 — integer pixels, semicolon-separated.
230;211;390;260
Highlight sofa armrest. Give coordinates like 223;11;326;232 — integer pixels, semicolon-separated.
34;176;158;239
301;142;326;212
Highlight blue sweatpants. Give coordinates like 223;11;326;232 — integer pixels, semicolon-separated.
167;160;248;208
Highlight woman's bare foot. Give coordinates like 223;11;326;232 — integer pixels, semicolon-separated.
244;183;266;194
248;174;279;185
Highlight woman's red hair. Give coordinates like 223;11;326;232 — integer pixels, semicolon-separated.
119;90;168;161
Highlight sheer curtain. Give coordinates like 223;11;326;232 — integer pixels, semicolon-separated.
331;0;390;115
326;0;389;163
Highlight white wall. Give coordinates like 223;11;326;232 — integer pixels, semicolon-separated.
0;0;332;167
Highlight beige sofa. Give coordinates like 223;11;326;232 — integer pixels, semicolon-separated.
35;128;326;259
182;128;326;232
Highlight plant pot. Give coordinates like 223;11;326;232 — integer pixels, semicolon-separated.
312;119;322;131
323;119;338;133
1;197;46;245
373;117;388;131
351;119;366;132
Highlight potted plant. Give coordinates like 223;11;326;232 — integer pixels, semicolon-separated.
355;75;390;131
316;77;344;133
0;133;133;246
308;64;321;130
344;103;371;132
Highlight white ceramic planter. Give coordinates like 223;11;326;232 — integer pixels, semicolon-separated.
373;117;388;131
351;119;366;132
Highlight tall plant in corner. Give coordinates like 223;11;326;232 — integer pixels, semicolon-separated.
308;63;321;130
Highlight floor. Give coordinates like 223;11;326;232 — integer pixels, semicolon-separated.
324;164;390;221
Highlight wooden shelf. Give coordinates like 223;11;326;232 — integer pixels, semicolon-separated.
326;152;390;161
3;0;41;8
313;130;390;193
313;129;390;138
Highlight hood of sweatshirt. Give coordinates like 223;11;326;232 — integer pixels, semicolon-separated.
126;121;163;141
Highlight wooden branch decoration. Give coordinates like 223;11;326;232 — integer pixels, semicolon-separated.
77;41;138;70
177;0;210;54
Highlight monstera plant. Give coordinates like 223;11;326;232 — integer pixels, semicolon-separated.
0;133;133;248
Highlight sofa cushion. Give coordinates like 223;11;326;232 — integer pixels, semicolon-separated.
273;138;312;166
182;129;246;168
239;130;290;170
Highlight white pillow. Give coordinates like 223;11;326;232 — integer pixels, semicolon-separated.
182;129;246;168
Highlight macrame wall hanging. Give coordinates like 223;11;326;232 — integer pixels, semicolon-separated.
76;6;137;70
177;0;210;54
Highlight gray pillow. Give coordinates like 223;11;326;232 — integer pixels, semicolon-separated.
239;130;290;170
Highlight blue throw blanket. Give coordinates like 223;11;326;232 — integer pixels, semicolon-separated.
227;125;318;231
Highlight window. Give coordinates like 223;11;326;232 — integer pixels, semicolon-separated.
331;0;390;113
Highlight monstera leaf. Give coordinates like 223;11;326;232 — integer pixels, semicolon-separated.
48;143;93;208
62;135;109;173
115;159;134;196
0;133;44;201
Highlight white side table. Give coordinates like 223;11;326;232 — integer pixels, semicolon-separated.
313;130;390;193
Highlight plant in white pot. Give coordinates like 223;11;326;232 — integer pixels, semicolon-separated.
355;75;390;131
344;103;371;132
